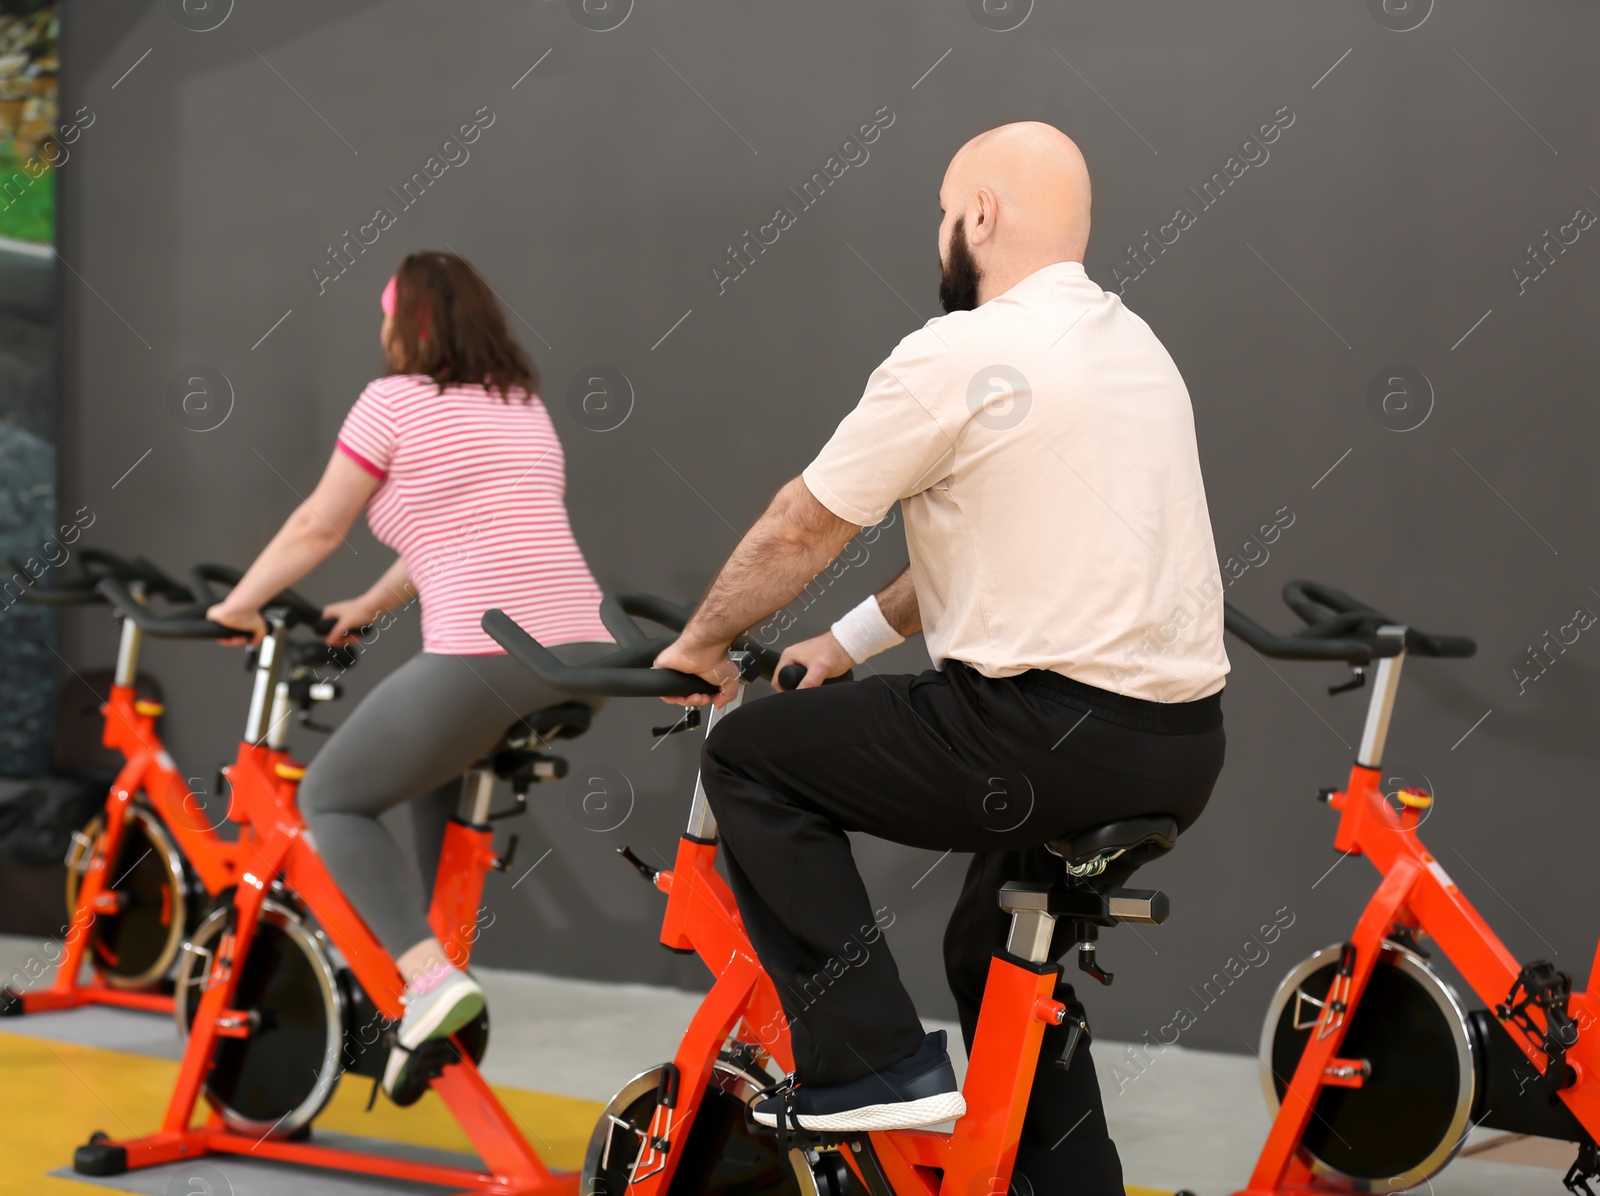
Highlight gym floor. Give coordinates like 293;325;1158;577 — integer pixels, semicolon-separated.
0;935;1574;1195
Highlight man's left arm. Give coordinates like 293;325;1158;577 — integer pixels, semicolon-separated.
655;476;860;704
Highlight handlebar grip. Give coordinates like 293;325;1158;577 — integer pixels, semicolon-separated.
1406;630;1477;658
484;609;719;697
96;577;238;639
775;663;856;691
309;614;340;637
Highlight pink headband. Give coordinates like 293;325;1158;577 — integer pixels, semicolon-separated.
380;275;397;317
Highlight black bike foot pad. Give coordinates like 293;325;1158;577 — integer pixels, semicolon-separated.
73;1141;128;1176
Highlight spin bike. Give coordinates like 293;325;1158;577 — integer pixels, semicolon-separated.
1225;581;1600;1195
485;594;1180;1196
0;551;252;1013
73;578;592;1195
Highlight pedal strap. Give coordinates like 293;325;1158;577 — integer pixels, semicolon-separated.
765;1074;802;1161
746;1073;806;1161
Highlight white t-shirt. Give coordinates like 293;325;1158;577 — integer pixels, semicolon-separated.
802;261;1229;703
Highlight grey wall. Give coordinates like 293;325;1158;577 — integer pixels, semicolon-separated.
57;0;1600;1069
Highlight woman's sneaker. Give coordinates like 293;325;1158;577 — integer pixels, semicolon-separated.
382;964;485;1102
752;1030;966;1132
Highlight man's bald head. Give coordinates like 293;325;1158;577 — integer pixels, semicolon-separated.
937;122;1092;311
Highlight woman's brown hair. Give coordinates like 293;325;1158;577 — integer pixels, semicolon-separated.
384;251;538;401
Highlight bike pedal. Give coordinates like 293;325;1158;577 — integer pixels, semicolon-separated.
387;1037;464;1108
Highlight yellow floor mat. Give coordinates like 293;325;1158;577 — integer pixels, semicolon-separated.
0;1029;599;1194
0;1029;1172;1195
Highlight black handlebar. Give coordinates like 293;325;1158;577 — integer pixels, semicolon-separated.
96;577;236;639
7;549;193;607
187;563;244;608
485;609;719;697
97;570;339;641
486;591;854;698
776;663;811;691
182;563;339;637
1225;580;1476;663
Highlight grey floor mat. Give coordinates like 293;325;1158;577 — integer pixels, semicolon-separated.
0;1002;186;1059
49;1130;486;1195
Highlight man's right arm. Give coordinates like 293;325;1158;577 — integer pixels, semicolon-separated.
774;566;920;690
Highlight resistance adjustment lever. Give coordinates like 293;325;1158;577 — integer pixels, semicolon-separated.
618;845;659;883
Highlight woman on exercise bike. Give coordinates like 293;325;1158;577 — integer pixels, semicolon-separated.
204;251;612;1100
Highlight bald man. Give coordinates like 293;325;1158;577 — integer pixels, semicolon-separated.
656;123;1229;1186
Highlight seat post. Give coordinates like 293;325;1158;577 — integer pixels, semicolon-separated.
999;884;1058;965
1009;909;1057;964
462;769;495;827
112;581;147;689
1356;625;1408;769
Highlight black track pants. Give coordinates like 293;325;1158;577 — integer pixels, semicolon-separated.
701;662;1225;1194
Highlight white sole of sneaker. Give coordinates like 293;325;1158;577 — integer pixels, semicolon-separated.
382;977;485;1097
753;1090;967;1132
400;978;485;1049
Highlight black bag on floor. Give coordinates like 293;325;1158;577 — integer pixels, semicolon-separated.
0;668;160;865
0;774;109;865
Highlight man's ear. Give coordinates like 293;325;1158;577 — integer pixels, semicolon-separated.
967;188;999;245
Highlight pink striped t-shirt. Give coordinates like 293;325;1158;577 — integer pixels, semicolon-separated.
337;375;612;655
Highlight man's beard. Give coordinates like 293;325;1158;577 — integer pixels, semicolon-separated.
938;217;982;313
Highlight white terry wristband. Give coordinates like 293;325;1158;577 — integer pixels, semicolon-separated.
830;594;905;664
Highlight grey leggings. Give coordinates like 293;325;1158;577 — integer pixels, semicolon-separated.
297;646;610;956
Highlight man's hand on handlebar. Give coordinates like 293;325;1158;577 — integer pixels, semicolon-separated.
653;637;741;708
775;631;855;691
205;601;267;645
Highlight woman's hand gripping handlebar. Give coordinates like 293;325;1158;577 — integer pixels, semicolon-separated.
482;593;852;700
186;563;342;645
97;566;338;642
1224;579;1476;663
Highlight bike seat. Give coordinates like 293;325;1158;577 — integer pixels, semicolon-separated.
470;703;593;775
1045;814;1178;879
507;701;593;745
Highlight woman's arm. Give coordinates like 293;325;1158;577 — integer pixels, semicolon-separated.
322;555;415;644
207;450;382;638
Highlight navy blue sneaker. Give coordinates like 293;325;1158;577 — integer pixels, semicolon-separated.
752;1030;966;1132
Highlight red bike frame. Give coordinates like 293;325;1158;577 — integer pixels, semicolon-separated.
16;597;241;1016
618;681;1078;1196
1238;628;1600;1194
81;618;578;1195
